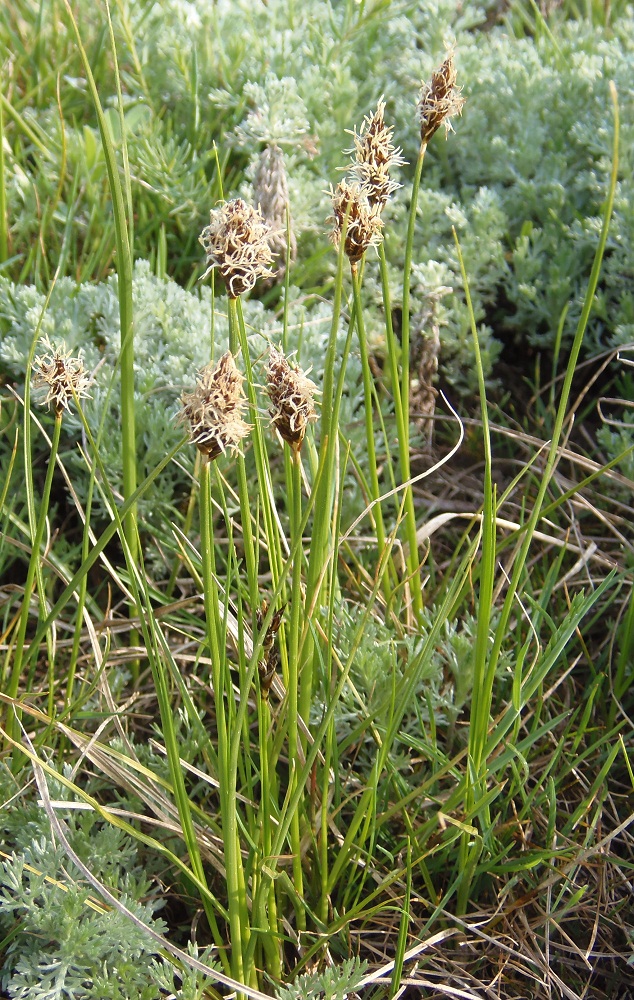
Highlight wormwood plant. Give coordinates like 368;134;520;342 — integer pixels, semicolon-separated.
1;4;633;1000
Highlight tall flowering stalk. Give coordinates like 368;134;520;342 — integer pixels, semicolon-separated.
6;340;92;741
263;346;318;925
400;51;465;616
178;350;253;992
329;99;404;600
196;199;299;975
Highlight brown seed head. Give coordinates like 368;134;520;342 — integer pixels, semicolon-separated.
32;337;93;416
348;97;406;211
264;346;318;455
417;53;465;146
330;179;384;264
178;351;252;460
253;145;297;284
199;199;276;298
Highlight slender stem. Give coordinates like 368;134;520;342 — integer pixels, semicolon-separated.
227;298;259;613
256;694;282;977
486;84;619;708
66;446;96;708
0;95;8;263
379;243;420;610
6;410;62;745
287;448;306;928
401;143;426;421
351;262;390;598
63;0;139;667
398;145;427;617
199;457;247;991
165;450;200;599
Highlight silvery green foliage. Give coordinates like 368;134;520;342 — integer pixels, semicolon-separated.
453;18;634;356
0;766;171;1000
148;943;221;1000
0;262;362;529
322;601;513;772
5;1;634;391
274;957;368;1000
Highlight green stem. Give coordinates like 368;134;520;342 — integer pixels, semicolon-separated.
66;447;97;708
6;410;62;745
399;145;426;617
287;448;306;928
63;0;138;667
256;694;282;978
0;95;8;263
486;85;618;699
351;263;390;598
199;457;248;990
379;243;420;611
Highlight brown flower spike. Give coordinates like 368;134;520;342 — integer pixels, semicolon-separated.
330;179;384;265
32;338;93;416
348;97;405;211
417;52;465;147
253;144;297;284
264;346;317;456
178;351;252;461
199;199;276;298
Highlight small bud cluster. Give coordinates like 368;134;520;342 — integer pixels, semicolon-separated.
417;52;465;147
199;199;277;298
178;351;251;461
264;346;317;456
32;338;93;416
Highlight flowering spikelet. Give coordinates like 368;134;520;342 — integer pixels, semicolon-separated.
330;179;384;265
264;346;317;455
199;199;276;298
32;337;93;416
348;97;405;211
253;144;297;284
178;351;252;460
417;52;465;146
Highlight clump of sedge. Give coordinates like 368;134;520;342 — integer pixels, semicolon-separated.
199;199;277;297
32;337;93;416
178;351;251;461
264;346;317;457
417;52;465;147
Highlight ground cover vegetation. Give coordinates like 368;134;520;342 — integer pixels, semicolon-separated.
0;0;633;997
